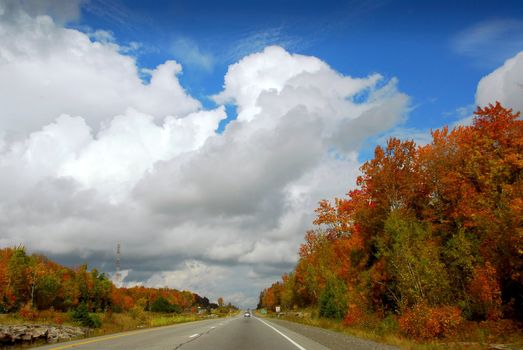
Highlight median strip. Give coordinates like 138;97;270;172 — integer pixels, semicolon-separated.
256;317;307;350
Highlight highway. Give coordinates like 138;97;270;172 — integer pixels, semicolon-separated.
33;315;331;350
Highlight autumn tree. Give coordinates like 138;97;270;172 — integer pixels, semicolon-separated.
259;102;523;329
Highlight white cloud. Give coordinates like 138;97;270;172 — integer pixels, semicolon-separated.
59;107;225;201
0;6;411;307
0;8;200;138
146;261;230;299
214;46;327;121
131;46;408;293
0;115;92;202
476;51;523;114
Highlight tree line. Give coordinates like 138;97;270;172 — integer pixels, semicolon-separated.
258;103;522;339
0;246;217;315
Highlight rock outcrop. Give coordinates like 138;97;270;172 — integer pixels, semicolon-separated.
0;324;85;346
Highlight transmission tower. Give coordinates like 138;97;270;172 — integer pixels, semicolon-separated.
115;243;122;287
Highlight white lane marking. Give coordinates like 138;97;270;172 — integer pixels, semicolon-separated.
189;333;199;338
256;317;307;350
210;326;216;329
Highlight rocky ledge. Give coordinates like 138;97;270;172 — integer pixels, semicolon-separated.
0;324;86;346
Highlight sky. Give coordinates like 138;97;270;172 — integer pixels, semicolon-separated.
0;0;522;308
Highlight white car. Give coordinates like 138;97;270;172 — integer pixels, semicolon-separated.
244;312;251;317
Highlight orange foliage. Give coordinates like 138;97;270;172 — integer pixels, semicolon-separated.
342;302;365;326
0;247;208;314
259;102;523;339
18;303;39;320
399;303;463;340
468;262;502;320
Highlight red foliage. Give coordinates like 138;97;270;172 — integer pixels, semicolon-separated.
260;103;523;340
468;262;502;320
0;247;207;314
18;303;38;320
399;303;463;339
342;302;365;326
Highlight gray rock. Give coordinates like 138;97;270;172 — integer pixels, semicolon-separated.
0;324;85;346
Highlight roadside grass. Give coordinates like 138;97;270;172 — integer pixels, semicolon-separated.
0;309;234;340
258;309;523;350
149;314;200;327
0;311;72;326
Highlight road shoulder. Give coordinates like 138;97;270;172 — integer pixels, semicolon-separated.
265;318;400;350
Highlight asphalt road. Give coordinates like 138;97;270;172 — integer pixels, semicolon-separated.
33;315;331;350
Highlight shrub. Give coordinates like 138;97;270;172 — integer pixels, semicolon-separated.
39;308;65;324
399;302;463;339
319;277;347;319
53;313;65;324
71;303;102;328
149;296;181;313
129;305;146;322
377;314;398;335
18;303;38;320
342;302;365;326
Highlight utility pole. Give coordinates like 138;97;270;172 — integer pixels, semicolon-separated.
115;243;122;287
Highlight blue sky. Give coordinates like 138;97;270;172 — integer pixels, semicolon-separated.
1;0;522;307
73;0;523;160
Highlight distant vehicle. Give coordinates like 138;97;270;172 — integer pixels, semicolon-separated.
244;312;251;317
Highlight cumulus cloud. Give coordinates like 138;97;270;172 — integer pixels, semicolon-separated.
0;6;200;138
213;46;328;121
476;51;523;114
60;107;225;201
0;6;410;306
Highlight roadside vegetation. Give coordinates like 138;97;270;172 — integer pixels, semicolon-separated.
0;246;238;335
258;103;523;348
0;308;237;338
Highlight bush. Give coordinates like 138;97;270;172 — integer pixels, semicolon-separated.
377;314;398;335
319;277;347;319
129;305;146;321
39;308;65;324
149;296;181;313
71;303;102;328
342;302;365;326
18;303;38;320
399;303;463;339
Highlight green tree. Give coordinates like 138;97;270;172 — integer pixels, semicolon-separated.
149;296;181;313
318;276;347;319
35;275;61;310
71;303;102;328
378;211;451;310
7;246;30;310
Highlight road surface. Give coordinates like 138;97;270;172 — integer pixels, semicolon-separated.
33;315;330;350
